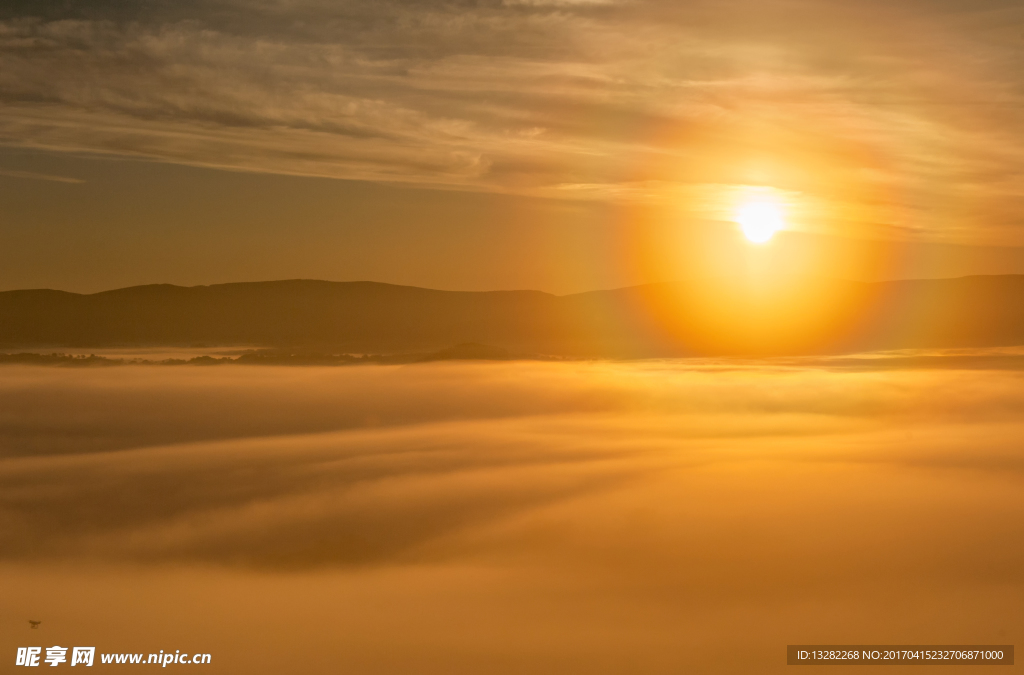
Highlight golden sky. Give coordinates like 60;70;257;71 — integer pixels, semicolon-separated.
2;0;1024;291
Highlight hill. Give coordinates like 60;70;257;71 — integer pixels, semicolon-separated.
1;276;1023;356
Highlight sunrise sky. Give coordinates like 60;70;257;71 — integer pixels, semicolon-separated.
4;6;1024;670
3;0;1024;293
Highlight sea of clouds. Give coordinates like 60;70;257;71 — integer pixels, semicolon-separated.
1;359;1022;672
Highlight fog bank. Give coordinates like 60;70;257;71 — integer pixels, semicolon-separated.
1;360;1022;672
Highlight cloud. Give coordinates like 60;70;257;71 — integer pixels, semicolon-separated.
503;0;616;6
3;1;1024;241
0;167;83;182
2;359;1024;571
1;359;1023;673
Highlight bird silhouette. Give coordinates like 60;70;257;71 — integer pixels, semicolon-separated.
29;620;41;629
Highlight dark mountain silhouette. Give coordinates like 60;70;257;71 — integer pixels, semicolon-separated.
1;276;1023;357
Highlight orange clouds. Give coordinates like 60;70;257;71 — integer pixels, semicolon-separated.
4;1;1024;244
1;359;1022;672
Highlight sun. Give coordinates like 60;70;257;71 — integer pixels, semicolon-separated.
735;200;784;244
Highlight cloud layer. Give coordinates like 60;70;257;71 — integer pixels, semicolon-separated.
3;0;1024;242
1;359;1022;672
2;359;1024;569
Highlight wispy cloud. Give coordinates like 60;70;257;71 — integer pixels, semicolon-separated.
2;0;1024;241
2;359;1024;568
0;167;83;183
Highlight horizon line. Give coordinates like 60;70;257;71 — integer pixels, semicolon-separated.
3;273;1024;298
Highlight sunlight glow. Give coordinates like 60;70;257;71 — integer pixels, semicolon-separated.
736;200;784;244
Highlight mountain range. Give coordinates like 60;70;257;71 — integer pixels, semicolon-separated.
2;275;1023;357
